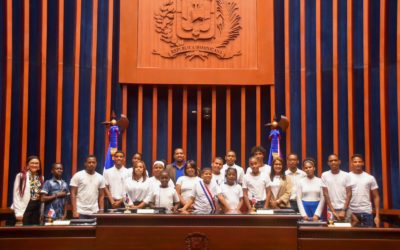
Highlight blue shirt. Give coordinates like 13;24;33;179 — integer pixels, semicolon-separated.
41;177;70;219
173;161;187;182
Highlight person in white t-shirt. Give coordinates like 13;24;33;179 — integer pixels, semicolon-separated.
285;153;306;212
176;160;201;207
122;160;151;209
180;168;231;214
349;154;380;227
246;146;271;177
297;158;325;221
103;150;130;211
321;154;352;222
211;157;225;186
220;168;243;213
70;155;105;219
148;160;175;192
243;156;271;211
221;150;244;185
145;171;179;213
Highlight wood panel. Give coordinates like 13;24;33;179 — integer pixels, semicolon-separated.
241;87;246;168
332;0;338;155
298;227;400;250
167;87;173;163
104;0;114;159
398;0;400;171
2;0;13;207
152;87;158;163
379;0;389;209
56;0;64;161
284;0;291;154
119;0;275;85
212;87;217;160
363;0;371;172
89;0;98;154
197;88;202;168
256;86;261;145
300;0;306;160
316;0;322;174
182;87;187;154
0;226;96;250
95;214;299;250
122;85;128;152
136;85;143;153
226;87;231;151
20;0;29;166
72;0;82;174
347;0;354;160
40;0;48;174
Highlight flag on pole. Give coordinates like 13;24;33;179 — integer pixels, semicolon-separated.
268;129;281;165
47;207;56;219
104;124;120;170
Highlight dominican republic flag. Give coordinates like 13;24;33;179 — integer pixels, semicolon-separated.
268;129;281;165
124;193;131;206
47;207;56;219
104;125;120;170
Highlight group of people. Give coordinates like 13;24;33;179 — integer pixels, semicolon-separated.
11;146;380;228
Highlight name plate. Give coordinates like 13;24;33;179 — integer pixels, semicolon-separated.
328;223;352;228
137;209;156;214
45;220;71;226
256;209;274;215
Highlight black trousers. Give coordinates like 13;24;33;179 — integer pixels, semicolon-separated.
22;200;41;225
290;200;299;213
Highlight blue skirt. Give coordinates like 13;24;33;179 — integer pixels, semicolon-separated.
302;200;319;218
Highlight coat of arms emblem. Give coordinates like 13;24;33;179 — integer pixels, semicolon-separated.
153;0;242;60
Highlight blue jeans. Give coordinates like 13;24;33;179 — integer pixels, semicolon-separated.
353;213;374;227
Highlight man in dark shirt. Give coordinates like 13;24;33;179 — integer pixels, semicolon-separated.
166;148;187;184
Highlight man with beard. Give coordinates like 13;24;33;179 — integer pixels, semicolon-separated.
166;148;187;184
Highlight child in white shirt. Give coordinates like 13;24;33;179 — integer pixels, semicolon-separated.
145;171;179;213
180;168;231;214
220;168;243;213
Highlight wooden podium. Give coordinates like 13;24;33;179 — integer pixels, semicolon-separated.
95;214;301;249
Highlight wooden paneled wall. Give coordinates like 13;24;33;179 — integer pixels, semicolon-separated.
0;0;399;210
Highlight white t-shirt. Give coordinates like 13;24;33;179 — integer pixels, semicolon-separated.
242;172;271;201
321;170;352;209
144;186;179;213
176;176;201;203
212;173;225;186
246;164;272;178
285;168;306;200
148;176;175;193
191;180;222;214
270;176;282;198
70;170;106;215
221;164;245;185
123;177;151;204
103;166;130;199
349;171;379;214
220;183;243;211
297;176;325;217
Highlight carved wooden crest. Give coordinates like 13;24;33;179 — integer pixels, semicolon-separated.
184;232;209;250
153;0;241;60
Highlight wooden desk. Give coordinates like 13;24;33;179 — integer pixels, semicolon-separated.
0;226;96;250
298;226;400;250
95;214;301;250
